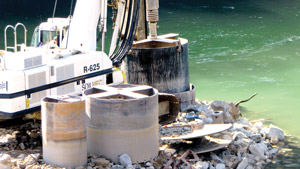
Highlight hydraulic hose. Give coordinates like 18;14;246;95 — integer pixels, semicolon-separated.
110;0;133;61
109;0;128;56
116;0;140;62
114;0;138;61
111;0;140;65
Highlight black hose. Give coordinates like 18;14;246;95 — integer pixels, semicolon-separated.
109;0;128;56
116;0;140;62
113;1;136;61
110;0;133;60
112;0;140;65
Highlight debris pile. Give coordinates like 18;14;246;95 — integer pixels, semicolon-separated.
158;100;286;169
0;100;290;169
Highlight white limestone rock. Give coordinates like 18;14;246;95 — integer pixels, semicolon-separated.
164;148;176;157
271;134;279;144
267;124;285;141
237;118;251;127
211;153;224;163
222;154;241;168
249;143;268;159
245;154;256;164
0;154;12;169
30;153;40;159
233;131;248;141
252;122;263;131
24;155;36;165
215;163;226;169
230;134;251;153
0;154;11;164
236;157;248;169
119;154;132;168
245;165;254;169
193;161;209;169
145;162;152;167
231;127;251;137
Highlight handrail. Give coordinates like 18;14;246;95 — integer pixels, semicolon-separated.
4;25;16;52
4;23;28;52
15;23;28;47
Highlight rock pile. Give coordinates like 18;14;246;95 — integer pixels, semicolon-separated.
0;100;290;169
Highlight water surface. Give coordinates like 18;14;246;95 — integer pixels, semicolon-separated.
158;0;300;139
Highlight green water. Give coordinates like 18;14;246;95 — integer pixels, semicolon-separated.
158;0;300;139
1;0;300;143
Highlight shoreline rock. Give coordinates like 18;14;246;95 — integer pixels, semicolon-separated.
0;100;293;169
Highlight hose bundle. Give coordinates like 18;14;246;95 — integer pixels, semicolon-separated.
109;0;140;65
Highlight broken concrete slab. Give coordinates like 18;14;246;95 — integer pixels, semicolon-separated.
161;124;232;140
192;136;232;154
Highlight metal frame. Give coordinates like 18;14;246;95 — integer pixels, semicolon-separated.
4;23;27;52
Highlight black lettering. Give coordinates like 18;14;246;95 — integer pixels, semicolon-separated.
84;66;88;73
82;83;86;90
84;63;101;73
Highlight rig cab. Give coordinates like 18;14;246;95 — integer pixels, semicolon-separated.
30;18;70;49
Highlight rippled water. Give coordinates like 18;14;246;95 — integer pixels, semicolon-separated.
157;0;300;140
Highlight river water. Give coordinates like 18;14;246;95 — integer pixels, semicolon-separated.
0;0;300;167
159;0;300;139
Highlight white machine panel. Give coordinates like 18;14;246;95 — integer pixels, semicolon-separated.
25;65;50;108
0;70;26;113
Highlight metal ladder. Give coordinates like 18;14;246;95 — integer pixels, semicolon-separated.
4;23;27;52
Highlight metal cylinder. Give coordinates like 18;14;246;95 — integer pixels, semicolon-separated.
147;10;159;22
173;84;195;111
149;22;158;39
146;0;159;11
41;95;86;168
123;38;190;93
84;84;159;163
212;111;224;124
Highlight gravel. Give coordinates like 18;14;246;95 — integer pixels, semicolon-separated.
0;100;294;169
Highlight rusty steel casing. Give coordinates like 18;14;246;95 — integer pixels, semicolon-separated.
123;38;195;111
124;38;190;94
83;84;159;163
41;95;87;168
